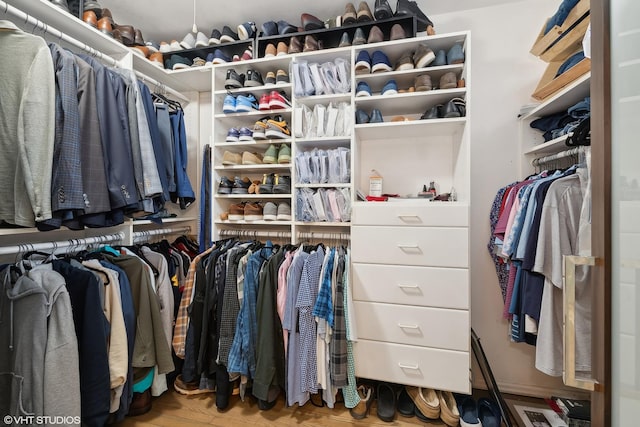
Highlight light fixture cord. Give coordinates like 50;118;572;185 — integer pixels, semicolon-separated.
192;0;198;33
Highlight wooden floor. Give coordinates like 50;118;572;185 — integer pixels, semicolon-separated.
119;388;449;427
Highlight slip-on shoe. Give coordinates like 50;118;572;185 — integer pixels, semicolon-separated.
477;398;501;427
357;1;374;22
301;13;325;31
376;383;396;422
397;387;415;417
343;2;358;25
406;386;440;419
374;0;393;20
438;390;461;427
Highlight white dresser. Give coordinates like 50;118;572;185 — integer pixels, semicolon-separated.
351;202;471;393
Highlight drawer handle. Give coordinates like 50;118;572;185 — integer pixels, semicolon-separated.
397;244;420;250
397;284;419;290
398;363;420;370
398;323;420;330
397;214;421;221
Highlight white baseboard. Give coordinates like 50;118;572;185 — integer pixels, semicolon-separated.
472;378;591;400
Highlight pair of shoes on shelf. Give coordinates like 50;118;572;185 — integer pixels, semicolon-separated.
413;71;458;92
356;108;383;124
455;394;502;427
355;50;392;74
263;201;292;221
228;201;263;221
342;1;375;24
393;43;436;72
431;43;465;66
217;175;253;194
252;115;291;139
421;98;466;120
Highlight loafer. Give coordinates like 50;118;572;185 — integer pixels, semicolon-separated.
433;49;447;66
376;383;396;422
355;50;372;74
83;10;98;27
303;35;319;52
338;31;352;47
352;27;367;45
355;109;370;124
415;74;432;91
277;41;289;55
421;104;443;119
264;43;277;57
367;25;384;43
370;108;384;123
343;2;358;25
301;13;325;31
98;18;113;37
357;1;374;22
261;21;278;37
371;50;392;73
395;51;414;70
447;43;465;64
289;36;303;54
390;23;406;40
134;29;145;46
438;391;461;427
397;387;416;417
413;44;436;68
374;0;393;20
440;71;457;89
277;20;298;35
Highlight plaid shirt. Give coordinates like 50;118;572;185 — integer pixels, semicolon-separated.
312;247;335;327
172;247;213;358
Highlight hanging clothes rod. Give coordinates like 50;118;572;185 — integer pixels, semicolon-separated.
531;145;589;167
132;226;191;241
298;231;351;241
0;231;125;256
218;229;351;241
0;0;189;104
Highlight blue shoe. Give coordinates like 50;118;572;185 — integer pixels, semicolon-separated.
205;52;215;66
235;94;259;112
261;20;278;36
237;21;256;40
381;79;398;95
238;127;254;141
355;109;370;124
356;81;372;97
544;0;580;34
212;49;231;64
370;109;383;123
226;127;240;141
433;49;446;66
355;50;372;74
457;396;481;426
371;50;392;73
223;95;236;113
447;44;465;65
477;398;501;427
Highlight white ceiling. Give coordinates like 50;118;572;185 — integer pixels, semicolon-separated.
98;0;515;44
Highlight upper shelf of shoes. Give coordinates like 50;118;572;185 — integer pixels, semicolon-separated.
14;0;212;92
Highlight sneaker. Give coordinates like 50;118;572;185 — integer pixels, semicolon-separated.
277;144;291;164
232;176;251;193
263;202;278;221
440;71;457;89
237;21;257;40
258;173;275;194
222;94;236;113
370;109;384;123
244;69;264;87
212;49;231;64
277;41;288;56
238;127;253;141
395;51;414;71
413;44;435;68
276;202;292;220
381;79;398;95
252;116;271;139
244;202;263;221
220;25;239;43
226;127;240;142
225;69;245;89
277;20;298;35
433;49;447;66
266;117;291;139
228;202;245;220
195;32;209;48
171;55;191;70
235;94;259;112
443;97;466;117
355;51;372;74
191;57;206;67
264;43;277;57
241;151;263;165
264;71;277;86
356;81;372;97
221;151;241;165
261;20;278;37
273;174;291;194
371;50;392;73
276;69;290;85
447;43;465;64
262;144;278;164
169;39;181;51
205;52;215;66
209;28;222;45
258;93;271;111
180;32;196;50
217;176;234;194
240;47;253;61
415;74;432;91
269;91;291;109
355;109;370;124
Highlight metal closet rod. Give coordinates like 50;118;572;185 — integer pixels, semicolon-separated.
218;229;351;241
132;226;191;241
531;145;589;167
0;0;189;104
0;231;125;256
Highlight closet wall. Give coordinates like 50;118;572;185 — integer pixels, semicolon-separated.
433;0;589;398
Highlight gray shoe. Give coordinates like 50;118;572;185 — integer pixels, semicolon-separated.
439;71;457;89
277;202;292;221
352;27;366;45
263;202;278;221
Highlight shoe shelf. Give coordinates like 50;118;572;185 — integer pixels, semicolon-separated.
255;15;416;59
213;83;293;96
295;136;352;149
355;117;467;140
214;139;292;148
354;88;466;115
295;93;353;105
160;39;253;68
295;183;352;188
519;72;590;121
523;133;572;156
214;108;293;119
213;55;292;74
355;63;465;90
214;164;291;172
132;216;198;226
214;194;291;199
352;31;469;63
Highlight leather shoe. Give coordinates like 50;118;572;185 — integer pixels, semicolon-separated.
127;389;151;416
134;29;145;46
415;74;432;91
83;10;98;27
374;0;393;19
338;31;351;47
100;8;113;24
301;13;325;31
49;0;70;13
97;17;113;36
421;104;443;119
367;25;384;43
112;28;123;44
303;35;319;52
288;36;302;54
277;20;298;35
357;1;374;22
149;52;163;67
343;2;357;25
83;0;102;14
352;27;366;45
376;383;396;422
390;23;406;40
395;0;435;34
116;25;135;46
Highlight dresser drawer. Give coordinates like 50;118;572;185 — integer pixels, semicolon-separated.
354;340;471;393
352;203;469;227
351;226;469;267
353;302;469;351
352;263;469;309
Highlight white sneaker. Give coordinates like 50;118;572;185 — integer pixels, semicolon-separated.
180;33;196;50
194;32;209;48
